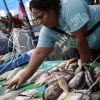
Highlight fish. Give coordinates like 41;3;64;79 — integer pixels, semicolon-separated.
0;55;4;59
81;94;90;100
6;67;22;80
68;71;84;89
78;59;82;67
0;67;22;83
86;70;94;85
57;61;68;68
15;89;38;100
94;72;100;79
34;71;49;86
77;75;86;89
43;82;63;100
0;77;14;87
45;71;73;86
0;90;22;100
48;61;67;73
72;89;91;95
95;67;100;74
0;70;11;81
57;92;67;100
63;92;83;100
53;71;72;77
54;71;73;81
33;99;43;100
64;70;75;76
65;58;78;69
90;91;100;100
85;71;91;88
64;75;73;82
1;68;27;87
84;65;97;91
12;68;26;81
27;69;48;84
42;75;54;85
55;74;69;94
45;75;57;86
75;66;83;75
68;62;78;71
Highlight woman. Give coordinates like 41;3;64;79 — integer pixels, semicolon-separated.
7;0;100;89
0;16;12;54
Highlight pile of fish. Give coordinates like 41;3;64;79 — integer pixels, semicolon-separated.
32;58;100;100
0;66;47;99
0;58;100;100
0;67;26;87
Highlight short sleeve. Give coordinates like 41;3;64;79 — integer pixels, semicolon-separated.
37;26;56;47
63;0;89;32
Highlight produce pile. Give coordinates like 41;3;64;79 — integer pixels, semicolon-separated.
0;58;100;100
37;58;100;100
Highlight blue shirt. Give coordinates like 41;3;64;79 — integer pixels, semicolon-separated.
37;0;100;49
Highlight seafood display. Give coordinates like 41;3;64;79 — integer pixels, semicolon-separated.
41;59;100;100
0;90;22;100
0;58;100;100
0;67;22;81
15;89;38;100
0;68;27;88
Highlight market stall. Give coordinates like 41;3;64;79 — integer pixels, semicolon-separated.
0;56;100;100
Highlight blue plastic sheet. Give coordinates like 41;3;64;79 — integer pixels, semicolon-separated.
39;60;65;70
0;53;30;75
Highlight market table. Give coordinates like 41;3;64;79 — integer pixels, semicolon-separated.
0;60;99;99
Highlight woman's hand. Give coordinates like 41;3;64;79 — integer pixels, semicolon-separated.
7;77;25;89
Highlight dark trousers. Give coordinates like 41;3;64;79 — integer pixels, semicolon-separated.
67;48;100;62
46;42;100;62
90;49;100;62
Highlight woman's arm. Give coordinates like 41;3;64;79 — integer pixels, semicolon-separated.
72;24;90;63
7;46;54;89
22;46;54;82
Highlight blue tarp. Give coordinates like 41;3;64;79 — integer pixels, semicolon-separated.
0;53;30;75
0;0;28;10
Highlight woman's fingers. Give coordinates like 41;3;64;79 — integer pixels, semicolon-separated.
7;81;17;89
7;78;19;89
16;81;21;89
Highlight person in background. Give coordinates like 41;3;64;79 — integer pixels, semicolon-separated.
0;16;12;55
0;16;12;38
12;15;24;29
7;0;100;89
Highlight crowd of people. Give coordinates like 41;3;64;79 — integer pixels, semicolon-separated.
6;0;100;89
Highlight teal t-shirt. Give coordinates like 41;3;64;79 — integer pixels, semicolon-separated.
37;0;100;49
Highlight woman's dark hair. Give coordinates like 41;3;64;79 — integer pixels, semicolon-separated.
29;0;60;13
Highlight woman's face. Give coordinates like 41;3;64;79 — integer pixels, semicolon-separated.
31;8;58;28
